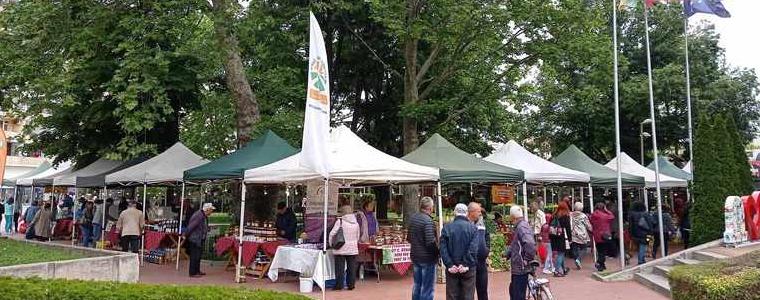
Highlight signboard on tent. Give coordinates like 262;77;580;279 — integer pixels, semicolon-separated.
304;181;340;243
491;184;515;205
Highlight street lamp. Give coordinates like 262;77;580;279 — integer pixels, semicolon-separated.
640;119;652;165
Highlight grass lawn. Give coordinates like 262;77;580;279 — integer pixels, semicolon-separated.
0;238;85;267
0;277;310;300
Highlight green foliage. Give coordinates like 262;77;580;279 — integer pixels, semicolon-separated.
207;212;233;225
0;276;309;300
0;239;84;267
669;252;760;300
485;217;509;271
691;113;754;245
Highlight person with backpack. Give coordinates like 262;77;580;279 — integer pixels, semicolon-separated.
628;201;652;265
569;202;592;270
24;200;41;239
329;205;361;291
549;201;572;277
651;204;676;258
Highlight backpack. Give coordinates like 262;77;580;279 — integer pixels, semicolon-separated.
637;214;651;232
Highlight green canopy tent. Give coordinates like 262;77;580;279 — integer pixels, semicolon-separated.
552;145;646;187
401;133;524;183
647;156;693;181
184;130;298;181
2;160;51;187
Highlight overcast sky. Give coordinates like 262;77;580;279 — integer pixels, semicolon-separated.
691;0;760;75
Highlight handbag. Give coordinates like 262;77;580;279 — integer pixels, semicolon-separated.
18;219;27;234
330;219;346;250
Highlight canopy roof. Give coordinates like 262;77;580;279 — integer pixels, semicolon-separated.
484;140;590;184
77;157;149;187
184;130;298;181
605;152;688;188
683;161;692;174
49;158;128;187
106;143;207;185
3;161;51;187
402;133;523;183
647;156;693;181
17;161;73;186
244;126;439;184
551;145;645;187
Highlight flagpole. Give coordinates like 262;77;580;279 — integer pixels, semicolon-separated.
611;0;626;270
683;13;695;202
643;5;667;259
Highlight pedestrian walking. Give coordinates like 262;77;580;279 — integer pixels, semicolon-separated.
329;205;361;291
507;205;536;300
629;201;652;265
4;197;15;234
92;198;105;247
24;200;41;240
185;203;215;277
651;204;676;258
409;197;439;300
680;202;691;249
549;201;572;277
589;202;614;271
441;203;478;300
32;202;53;241
569;202;592;270
116;200;144;253
540;213;555;275
467;203;490;300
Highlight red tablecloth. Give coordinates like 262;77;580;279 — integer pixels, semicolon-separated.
53;219;74;238
214;236;287;266
360;243;413;276
107;227;120;247
144;230;168;251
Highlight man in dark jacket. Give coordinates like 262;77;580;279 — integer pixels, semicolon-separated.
441;203;478;300
507;205;536;300
409;197;439;300
628;201;651;265
185;203;214;277
275;202;297;242
467;203;490;300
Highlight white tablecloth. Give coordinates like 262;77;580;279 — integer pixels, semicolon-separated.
267;246;336;291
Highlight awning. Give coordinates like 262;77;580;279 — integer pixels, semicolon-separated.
17;161;73;186
3;161;51;187
184;130;298;181
51;159;128;187
647;156;692;181
605;153;688;188
105;142;207;185
402;133;523;183
551;145;645;187
485;140;590;184
244;126;439;184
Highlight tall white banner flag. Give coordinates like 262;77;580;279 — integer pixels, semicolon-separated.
301;12;331;177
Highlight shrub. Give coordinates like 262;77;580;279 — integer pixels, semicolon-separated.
0;277;310;300
669;251;760;300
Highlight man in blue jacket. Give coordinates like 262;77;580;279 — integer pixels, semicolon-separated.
507;205;536;300
441;203;479;300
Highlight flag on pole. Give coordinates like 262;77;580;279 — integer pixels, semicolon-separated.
301;12;331;177
684;0;731;18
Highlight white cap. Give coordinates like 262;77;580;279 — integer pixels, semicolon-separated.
454;203;468;217
510;205;524;218
202;203;216;211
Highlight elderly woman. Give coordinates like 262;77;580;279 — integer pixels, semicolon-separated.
32;202;53;241
570;201;592;270
330;205;361;291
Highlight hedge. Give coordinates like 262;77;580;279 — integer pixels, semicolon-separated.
669;251;760;300
0;277;310;300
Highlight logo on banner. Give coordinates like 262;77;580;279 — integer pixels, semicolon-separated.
308;58;328;106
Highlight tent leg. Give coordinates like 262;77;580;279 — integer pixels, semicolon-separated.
436;182;444;234
71;186;76;245
571;187;575;201
580;187;584;208
643;188;649;209
542;186;547;202
321;179;329;300
101;186;107;246
141;183;147;266
235;182;246;283
176;182;186;271
589;183;597;263
522;182;528;211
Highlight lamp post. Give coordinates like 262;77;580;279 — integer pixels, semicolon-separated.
640;119;652;165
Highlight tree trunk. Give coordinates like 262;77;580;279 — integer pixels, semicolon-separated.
401;0;421;225
211;0;260;148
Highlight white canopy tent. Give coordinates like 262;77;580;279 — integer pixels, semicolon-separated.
244;125;439;184
104;142;207;269
484;140;590;208
683;161;692;173
605;152;688;188
16;161;73;186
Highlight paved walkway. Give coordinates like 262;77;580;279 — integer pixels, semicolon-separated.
141;257;667;300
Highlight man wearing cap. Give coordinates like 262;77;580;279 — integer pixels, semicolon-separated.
185;203;215;277
116;200;145;253
506;205;536;300
441;203;479;300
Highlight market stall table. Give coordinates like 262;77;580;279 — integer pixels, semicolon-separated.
144;230;188;262
214;236;287;270
267;245;335;291
359;243;412;282
52;219;74;239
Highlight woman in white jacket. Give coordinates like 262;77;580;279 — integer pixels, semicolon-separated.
330;205;361;291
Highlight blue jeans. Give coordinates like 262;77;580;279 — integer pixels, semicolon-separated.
92;223;102;247
4;215;13;234
80;225;93;247
412;263;436;300
555;251;566;274
637;242;648;265
509;273;529;300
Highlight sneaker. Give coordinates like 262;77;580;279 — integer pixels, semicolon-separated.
575;259;581;270
543;269;554;275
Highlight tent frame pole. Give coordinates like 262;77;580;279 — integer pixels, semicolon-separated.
522;182;528;210
235;182;247;283
101;186;107;246
176;181;186;271
321;179;329;300
141;183;147;266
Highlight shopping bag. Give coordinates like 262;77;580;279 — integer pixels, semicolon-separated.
538;243;548;263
